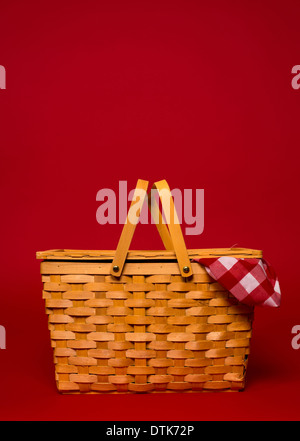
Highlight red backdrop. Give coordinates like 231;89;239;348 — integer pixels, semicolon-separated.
0;0;299;420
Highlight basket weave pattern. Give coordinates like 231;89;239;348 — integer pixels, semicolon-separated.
41;261;253;393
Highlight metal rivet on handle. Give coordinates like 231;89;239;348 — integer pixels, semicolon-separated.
113;265;120;273
183;266;190;274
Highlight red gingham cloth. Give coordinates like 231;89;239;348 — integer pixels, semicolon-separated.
194;257;281;307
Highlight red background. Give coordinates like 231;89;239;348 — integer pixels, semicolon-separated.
0;0;299;420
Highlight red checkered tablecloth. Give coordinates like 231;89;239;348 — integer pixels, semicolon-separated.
194;257;281;307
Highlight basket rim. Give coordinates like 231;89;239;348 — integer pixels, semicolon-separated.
36;248;262;260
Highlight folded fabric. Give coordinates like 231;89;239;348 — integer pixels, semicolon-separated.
194;257;281;307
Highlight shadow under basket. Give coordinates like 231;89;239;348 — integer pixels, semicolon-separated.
37;247;259;394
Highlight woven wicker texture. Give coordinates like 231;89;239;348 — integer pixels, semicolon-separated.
40;260;254;393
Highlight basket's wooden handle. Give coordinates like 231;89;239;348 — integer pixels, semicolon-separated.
110;179;193;277
110;179;149;277
147;185;174;251
150;180;192;277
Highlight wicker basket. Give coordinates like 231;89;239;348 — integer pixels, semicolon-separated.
37;180;261;393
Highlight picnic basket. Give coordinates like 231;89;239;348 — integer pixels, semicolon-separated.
37;179;261;393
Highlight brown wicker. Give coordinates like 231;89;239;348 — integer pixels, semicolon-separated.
37;180;261;393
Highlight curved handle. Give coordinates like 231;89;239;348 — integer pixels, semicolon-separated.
110;179;193;277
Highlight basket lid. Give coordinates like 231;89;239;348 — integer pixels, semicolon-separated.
36;248;262;261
